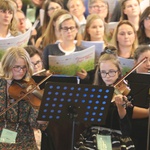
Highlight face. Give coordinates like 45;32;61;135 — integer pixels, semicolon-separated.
123;0;140;17
16;0;23;10
87;18;104;41
31;0;45;7
117;24;135;48
0;9;13;26
135;51;150;73
60;19;78;42
68;0;85;18
12;58;27;80
100;60;119;86
47;2;62;17
89;1;108;21
16;11;26;33
30;54;43;73
144;15;150;32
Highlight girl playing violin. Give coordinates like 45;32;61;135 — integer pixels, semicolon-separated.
75;48;135;150
0;46;47;149
130;45;150;150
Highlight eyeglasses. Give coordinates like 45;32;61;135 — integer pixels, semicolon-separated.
48;6;60;11
0;9;13;15
90;5;106;10
31;60;42;67
100;70;118;78
13;65;27;72
145;16;150;20
60;26;76;32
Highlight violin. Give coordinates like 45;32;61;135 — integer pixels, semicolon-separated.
8;78;43;109
112;57;147;107
0;73;53;116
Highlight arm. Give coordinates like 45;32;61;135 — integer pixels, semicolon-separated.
114;94;132;136
28;106;48;131
132;106;149;119
76;69;88;79
114;94;127;119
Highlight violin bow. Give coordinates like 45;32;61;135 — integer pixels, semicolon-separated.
0;73;53;116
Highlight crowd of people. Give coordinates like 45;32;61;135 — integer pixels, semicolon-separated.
0;0;150;150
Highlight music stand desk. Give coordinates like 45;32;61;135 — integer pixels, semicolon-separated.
38;82;114;150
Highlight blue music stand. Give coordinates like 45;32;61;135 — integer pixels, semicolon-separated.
37;82;114;150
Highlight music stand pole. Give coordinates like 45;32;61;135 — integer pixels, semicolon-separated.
68;105;78;150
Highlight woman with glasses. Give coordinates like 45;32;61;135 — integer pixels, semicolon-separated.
137;6;150;45
35;9;69;51
88;0;109;23
43;13;84;70
0;46;48;149
0;0;19;39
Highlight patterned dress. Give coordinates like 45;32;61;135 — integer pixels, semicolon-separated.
0;78;47;150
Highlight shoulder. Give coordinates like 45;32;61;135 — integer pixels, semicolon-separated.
43;44;60;55
75;45;85;51
45;44;58;49
0;78;6;86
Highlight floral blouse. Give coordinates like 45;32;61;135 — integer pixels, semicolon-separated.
0;78;47;150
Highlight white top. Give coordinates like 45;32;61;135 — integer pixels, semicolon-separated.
0;32;14;39
58;43;75;55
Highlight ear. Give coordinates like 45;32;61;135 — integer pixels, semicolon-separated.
88;7;92;14
87;28;90;34
123;8;127;15
83;5;86;13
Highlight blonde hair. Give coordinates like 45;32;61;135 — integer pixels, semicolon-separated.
83;14;106;41
42;9;69;48
0;0;19;36
0;46;33;80
111;20;138;57
57;13;78;30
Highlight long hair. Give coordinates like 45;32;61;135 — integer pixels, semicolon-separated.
0;0;19;36
137;6;150;44
0;46;33;81
41;0;64;35
111;20;138;57
121;0;140;20
42;9;69;48
83;14;107;42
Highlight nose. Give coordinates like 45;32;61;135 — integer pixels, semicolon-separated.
146;59;150;66
124;33;129;38
5;11;10;16
19;68;25;72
